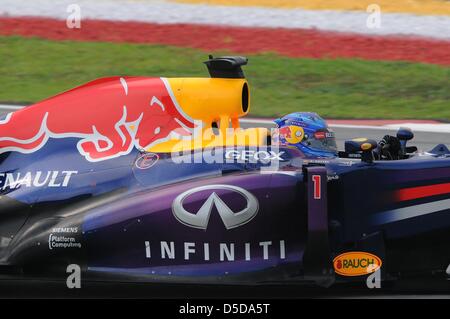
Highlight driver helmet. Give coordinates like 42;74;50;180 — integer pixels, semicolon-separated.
274;112;337;158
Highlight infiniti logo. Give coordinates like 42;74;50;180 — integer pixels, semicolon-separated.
172;185;259;230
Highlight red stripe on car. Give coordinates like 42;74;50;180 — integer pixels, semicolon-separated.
395;182;450;201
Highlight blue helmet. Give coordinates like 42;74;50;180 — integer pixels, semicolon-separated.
274;112;337;158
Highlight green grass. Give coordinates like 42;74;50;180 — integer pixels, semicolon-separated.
1;36;449;120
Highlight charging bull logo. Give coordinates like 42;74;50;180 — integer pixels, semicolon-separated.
0;77;194;162
279;125;304;145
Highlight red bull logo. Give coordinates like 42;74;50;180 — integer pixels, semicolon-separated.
278;125;304;144
278;126;292;139
0;77;195;162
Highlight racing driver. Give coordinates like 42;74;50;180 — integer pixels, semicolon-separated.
274;112;405;160
274;112;338;158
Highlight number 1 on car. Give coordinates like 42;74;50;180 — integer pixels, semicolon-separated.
312;175;321;199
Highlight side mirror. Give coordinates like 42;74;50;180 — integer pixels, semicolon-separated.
345;138;377;163
397;127;414;157
397;127;414;141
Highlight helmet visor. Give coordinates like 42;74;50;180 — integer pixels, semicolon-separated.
303;130;337;154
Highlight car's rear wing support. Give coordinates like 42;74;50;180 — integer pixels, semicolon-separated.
302;166;335;287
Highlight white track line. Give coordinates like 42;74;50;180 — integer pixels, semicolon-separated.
1;0;450;40
240;119;450;134
240;118;274;125
1;105;448;133
0;104;25;111
385;123;450;134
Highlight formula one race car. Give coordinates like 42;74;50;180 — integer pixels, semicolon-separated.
0;56;449;288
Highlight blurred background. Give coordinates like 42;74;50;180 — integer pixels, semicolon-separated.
0;0;449;121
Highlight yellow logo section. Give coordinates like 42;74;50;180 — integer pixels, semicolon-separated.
279;125;304;144
333;252;382;277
